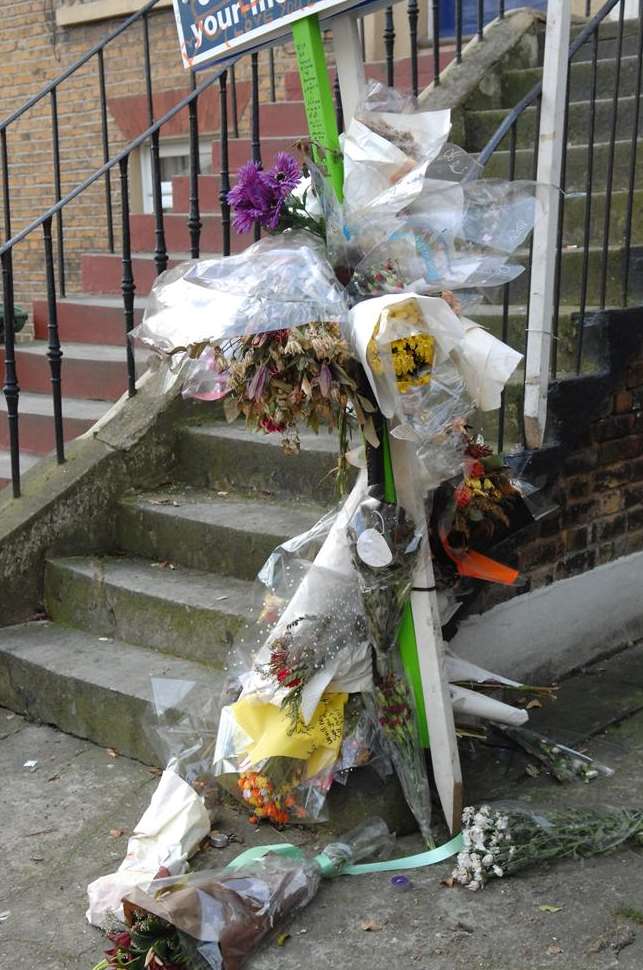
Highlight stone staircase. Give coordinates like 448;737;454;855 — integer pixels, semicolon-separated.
1;16;642;773
3;19;641;488
0;423;340;764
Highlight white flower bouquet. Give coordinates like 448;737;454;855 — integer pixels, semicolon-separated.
450;802;643;891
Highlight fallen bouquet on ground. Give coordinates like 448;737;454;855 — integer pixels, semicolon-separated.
449;803;643;892
93;818;393;970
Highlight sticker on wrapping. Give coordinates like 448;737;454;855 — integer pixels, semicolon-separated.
356;529;393;567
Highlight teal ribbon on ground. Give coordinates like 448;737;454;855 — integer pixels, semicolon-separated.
225;833;464;877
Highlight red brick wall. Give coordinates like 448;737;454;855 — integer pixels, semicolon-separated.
451;307;643;625
0;0;299;323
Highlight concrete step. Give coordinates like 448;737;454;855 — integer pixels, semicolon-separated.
500;54;642;108
0;391;110;454
560;20;643;61
32;295;146;346
45;555;254;666
508;245;643;305
129;214;247;256
481;139;643;192
0;620;220;764
171;174;223;214
81;252;175;296
0;341;131;402
465;94;643;151
175;420;346;501
562;188;643;248
115;488;328;579
469;303;607;377
0;449;38;489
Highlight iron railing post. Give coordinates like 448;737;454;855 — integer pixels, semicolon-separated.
219;71;231;258
50;89;66;298
118;156;137;398
188;71;202;260
43;217;64;464
1;249;20;496
97;48;114;254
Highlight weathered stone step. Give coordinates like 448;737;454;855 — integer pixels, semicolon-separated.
0;620;220;764
465;94;643;151
562;189;643;247
0;621;417;834
470;303;607;377
45;556;254;666
508;245;643;306
481;139;643;193
500;54;642;107
115;489;327;580
175;421;347;501
562;20;643;61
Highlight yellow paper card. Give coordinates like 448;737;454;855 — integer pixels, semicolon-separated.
232;693;348;778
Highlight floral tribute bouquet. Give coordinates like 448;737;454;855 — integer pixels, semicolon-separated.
127;78;553;845
347;493;434;843
117;818;393;970
216;322;356;460
228;151;322;238
92;915;196;970
500;725;614;784
449;803;643;891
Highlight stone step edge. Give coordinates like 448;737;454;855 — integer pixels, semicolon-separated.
0;620;220;765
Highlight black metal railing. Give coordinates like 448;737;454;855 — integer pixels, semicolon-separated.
477;0;642;449
1;0;470;496
5;0;638;497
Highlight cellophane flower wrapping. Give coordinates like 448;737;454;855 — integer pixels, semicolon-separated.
212;474;387;825
129;229;348;358
122;818;394;970
501;726;615;783
347;492;433;843
451;802;643;891
235;473;373;722
312;81;551;309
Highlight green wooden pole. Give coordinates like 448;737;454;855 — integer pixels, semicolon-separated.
292;16;429;746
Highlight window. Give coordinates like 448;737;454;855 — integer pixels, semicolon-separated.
140;138;213;213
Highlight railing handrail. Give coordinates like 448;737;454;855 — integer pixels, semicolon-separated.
0;61;232;259
478;0;624;168
0;0;165;133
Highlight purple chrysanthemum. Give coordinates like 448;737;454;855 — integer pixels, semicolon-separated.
227;161;274;234
267;152;301;198
227;153;301;234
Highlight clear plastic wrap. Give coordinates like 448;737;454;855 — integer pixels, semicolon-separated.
500;725;615;783
347;491;422;671
213;691;347;825
129;230;348;357
238;473;373;720
451;802;643;891
148;678;222;813
347;491;433;843
122;818;394;969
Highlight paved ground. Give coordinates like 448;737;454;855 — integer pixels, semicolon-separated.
2;648;643;970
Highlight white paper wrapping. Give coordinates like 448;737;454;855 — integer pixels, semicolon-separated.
449;685;529;726
86;769;210;928
446;653;522;688
239;471;374;723
346;293;522;420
